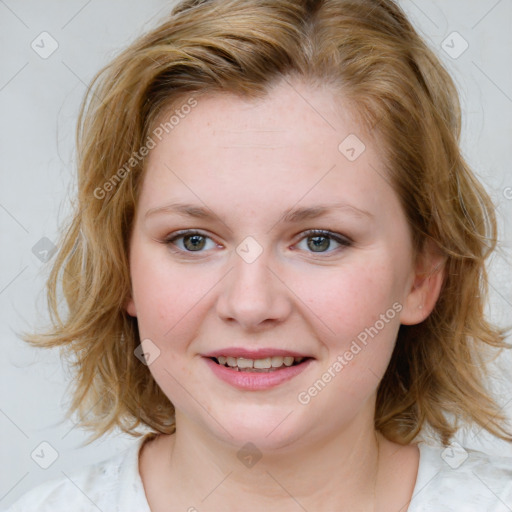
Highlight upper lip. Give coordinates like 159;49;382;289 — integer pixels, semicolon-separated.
203;348;313;359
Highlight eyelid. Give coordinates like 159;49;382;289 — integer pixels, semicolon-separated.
164;228;212;241
298;229;353;246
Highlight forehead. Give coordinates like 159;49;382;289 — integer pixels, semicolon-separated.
152;80;369;151
139;79;395;222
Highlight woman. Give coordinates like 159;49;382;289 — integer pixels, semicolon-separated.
6;0;512;510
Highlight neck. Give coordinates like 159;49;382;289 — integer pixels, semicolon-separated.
162;415;383;511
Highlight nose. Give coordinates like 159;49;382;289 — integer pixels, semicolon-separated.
215;246;293;332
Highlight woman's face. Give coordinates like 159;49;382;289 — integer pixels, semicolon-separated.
126;79;429;450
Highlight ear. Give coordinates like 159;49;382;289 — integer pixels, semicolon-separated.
124;295;137;317
400;239;446;325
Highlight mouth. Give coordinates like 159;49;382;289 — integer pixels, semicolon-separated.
209;355;311;373
203;350;314;390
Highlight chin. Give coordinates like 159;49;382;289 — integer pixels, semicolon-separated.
201;405;310;452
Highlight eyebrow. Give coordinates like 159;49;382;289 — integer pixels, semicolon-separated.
144;201;374;223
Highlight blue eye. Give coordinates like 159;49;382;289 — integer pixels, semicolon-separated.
164;229;352;256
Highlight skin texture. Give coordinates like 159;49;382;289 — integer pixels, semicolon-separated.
126;78;444;511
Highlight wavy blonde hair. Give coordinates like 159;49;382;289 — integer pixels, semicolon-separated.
23;0;512;447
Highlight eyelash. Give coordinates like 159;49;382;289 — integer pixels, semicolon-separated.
163;229;353;257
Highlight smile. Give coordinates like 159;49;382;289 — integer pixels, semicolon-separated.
212;355;306;372
204;354;313;390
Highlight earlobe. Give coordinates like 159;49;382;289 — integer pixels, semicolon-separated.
125;297;137;317
400;243;446;326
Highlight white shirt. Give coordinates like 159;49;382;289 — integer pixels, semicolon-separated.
3;433;512;511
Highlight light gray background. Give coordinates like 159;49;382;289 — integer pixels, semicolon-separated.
1;0;511;508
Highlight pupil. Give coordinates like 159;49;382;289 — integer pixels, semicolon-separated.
184;235;205;251
308;236;329;252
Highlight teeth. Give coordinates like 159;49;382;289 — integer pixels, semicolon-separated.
215;355;305;370
271;356;284;368
254;357;272;369
237;357;253;369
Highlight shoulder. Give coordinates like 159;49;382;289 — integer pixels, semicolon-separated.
2;435;153;512
409;441;512;511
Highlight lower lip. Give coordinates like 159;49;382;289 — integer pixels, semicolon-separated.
204;357;313;391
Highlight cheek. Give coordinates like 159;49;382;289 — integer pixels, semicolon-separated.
293;258;403;392
129;240;225;357
129;246;204;401
293;259;401;342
